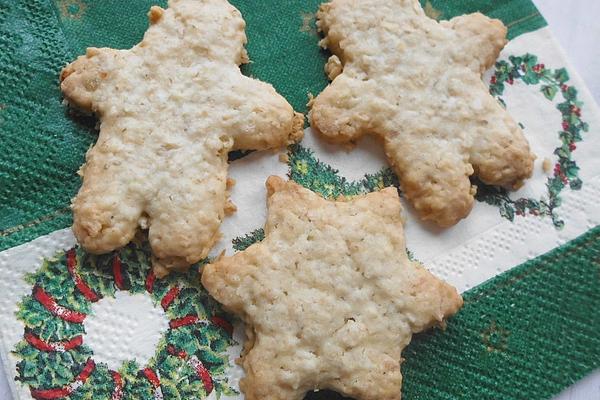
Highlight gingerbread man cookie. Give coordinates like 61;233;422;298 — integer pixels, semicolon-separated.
60;0;303;276
202;176;463;400
311;0;535;227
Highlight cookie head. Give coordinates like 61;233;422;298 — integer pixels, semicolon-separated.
202;176;463;400
60;0;303;276
311;0;535;227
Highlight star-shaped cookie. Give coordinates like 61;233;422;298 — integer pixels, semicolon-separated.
60;0;303;276
311;0;535;227
202;176;463;400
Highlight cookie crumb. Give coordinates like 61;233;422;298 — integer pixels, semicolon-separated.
138;214;149;229
224;199;237;215
318;37;329;49
240;48;249;64
226;178;236;189
289;112;305;144
85;47;100;58
306;93;315;111
148;6;164;24
542;158;552;174
325;55;343;80
279;153;289;163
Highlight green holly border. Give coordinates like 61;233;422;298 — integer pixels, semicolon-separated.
12;241;238;400
228;145;403;254
479;53;590;228
288;144;399;199
232;229;265;252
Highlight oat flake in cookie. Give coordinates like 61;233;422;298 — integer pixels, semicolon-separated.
202;176;463;400
311;0;535;227
60;0;303;276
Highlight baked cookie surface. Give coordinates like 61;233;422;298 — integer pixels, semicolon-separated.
311;0;535;227
60;0;303;276
202;176;463;400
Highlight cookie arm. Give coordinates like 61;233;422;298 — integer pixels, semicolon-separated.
72;121;145;255
385;136;476;227
224;76;303;151
60;47;121;113
440;13;508;74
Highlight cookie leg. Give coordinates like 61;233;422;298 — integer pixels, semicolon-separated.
469;101;535;188
72;170;143;254
385;138;475;227
147;151;229;276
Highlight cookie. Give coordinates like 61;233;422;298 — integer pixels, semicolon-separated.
310;0;535;227
60;0;303;276
202;176;463;400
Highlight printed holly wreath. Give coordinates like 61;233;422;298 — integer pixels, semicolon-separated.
12;241;237;399
479;53;590;229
